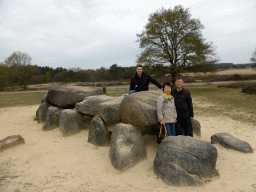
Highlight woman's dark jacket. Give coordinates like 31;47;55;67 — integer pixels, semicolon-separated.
171;88;194;118
129;72;162;92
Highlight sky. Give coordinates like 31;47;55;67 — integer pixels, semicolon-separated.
0;0;256;70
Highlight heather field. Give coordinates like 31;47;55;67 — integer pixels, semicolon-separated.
184;68;256;77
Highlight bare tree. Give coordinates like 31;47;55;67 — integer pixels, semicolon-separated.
4;51;38;90
4;51;32;67
250;48;256;62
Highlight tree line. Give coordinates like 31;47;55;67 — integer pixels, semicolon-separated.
0;52;188;90
0;51;174;90
0;52;140;90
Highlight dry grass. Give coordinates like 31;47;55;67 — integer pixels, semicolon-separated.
189;85;256;126
215;68;256;75
105;88;129;97
183;68;256;77
0;92;47;108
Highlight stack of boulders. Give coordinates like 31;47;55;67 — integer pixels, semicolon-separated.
32;85;253;187
36;86;168;137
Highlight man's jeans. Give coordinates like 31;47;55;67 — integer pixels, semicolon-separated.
176;117;193;137
129;90;138;94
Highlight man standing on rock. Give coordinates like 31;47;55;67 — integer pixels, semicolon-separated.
171;77;194;137
129;65;163;94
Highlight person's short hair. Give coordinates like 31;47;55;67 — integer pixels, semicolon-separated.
136;64;143;68
175;77;183;81
162;82;172;92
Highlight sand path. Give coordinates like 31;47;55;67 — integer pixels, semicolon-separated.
0;103;255;192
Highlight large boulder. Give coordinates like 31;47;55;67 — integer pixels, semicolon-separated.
88;115;110;146
0;135;25;152
41;94;47;103
80;114;92;129
109;123;146;171
75;95;115;116
36;102;52;123
42;106;62;131
211;133;253;153
119;91;160;131
154;136;217;186
98;96;123;123
59;109;81;137
46;86;104;108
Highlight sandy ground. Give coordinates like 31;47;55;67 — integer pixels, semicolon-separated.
0;103;256;192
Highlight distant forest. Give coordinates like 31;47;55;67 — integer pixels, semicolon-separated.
35;62;256;83
33;64;136;83
213;63;256;70
17;62;256;84
0;62;255;90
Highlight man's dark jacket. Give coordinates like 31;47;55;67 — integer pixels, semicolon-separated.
171;88;194;118
129;72;162;92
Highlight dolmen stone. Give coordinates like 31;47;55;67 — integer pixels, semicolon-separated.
42;106;62;131
109;123;146;171
119;91;160;132
191;119;201;137
46;86;104;108
36;102;52;123
88;115;110;146
41;94;47;103
211;133;253;153
154;136;217;186
75;95;115;116
98;96;123;123
0;135;25;152
59;109;81;137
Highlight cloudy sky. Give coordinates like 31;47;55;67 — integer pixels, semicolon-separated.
0;0;255;70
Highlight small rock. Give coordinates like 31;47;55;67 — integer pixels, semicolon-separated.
0;135;25;152
211;133;253;153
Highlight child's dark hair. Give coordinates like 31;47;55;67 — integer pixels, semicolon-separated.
162;82;172;92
